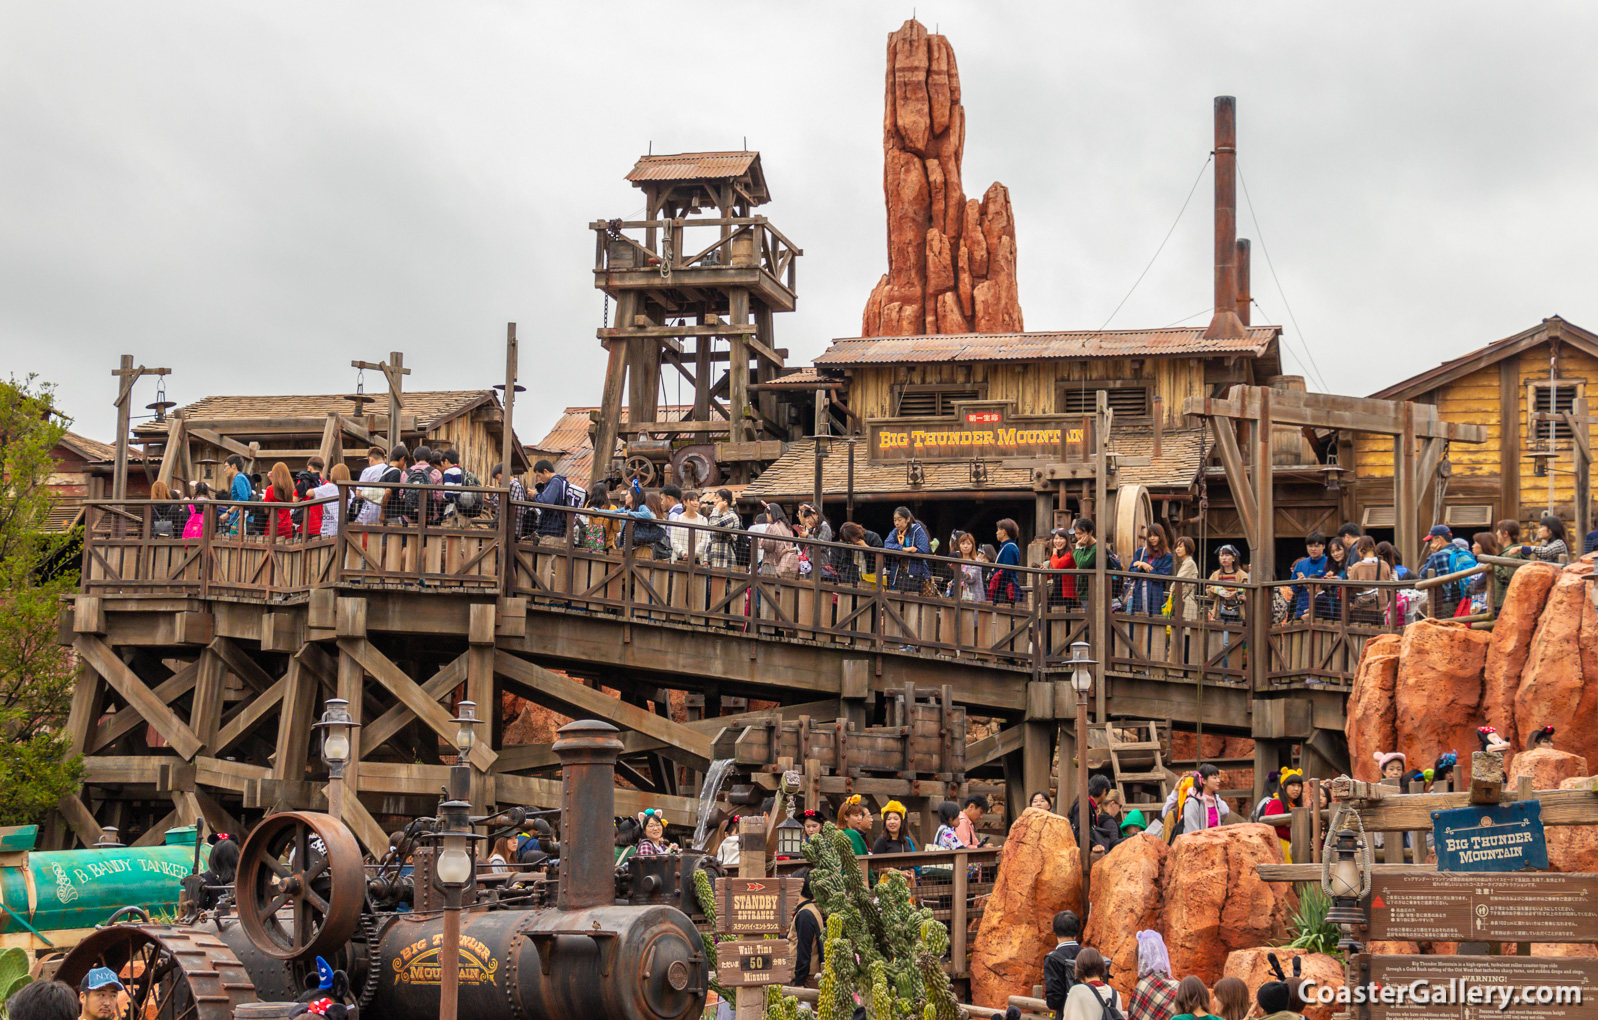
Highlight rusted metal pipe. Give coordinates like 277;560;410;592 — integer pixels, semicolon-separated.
553;719;625;911
1203;97;1248;340
1153;395;1164;458
1236;238;1251;326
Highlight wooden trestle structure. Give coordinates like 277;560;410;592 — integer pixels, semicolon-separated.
53;458;1453;854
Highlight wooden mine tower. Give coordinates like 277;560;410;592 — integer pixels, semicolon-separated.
590;151;802;488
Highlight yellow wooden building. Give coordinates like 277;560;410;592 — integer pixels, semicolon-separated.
1352;316;1597;542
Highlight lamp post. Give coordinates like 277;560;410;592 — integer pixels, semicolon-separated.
449;700;480;805
435;797;476;1020
313;698;358;821
1067;640;1097;908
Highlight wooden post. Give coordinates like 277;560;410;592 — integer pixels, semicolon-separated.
111;355;171;500
387;351;405;452
1092;392;1109;722
467;603;496;814
1395;406;1417;572
736;814;767;1020
501;324;519;487
337;644;365;814
1573;396;1591;548
729;288;751;444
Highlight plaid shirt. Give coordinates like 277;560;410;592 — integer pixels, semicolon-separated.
1128;975;1180;1020
493;476;527;535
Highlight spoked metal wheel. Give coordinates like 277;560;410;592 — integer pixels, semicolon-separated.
57;924;258;1020
623;455;659;487
236;811;364;961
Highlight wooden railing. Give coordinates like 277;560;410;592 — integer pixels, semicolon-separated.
79;485;1423;689
592;216;800;295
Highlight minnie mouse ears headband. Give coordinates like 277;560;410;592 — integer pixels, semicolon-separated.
640;808;667;825
798;808;826;822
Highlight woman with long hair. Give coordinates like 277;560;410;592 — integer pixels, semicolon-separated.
262;462;296;538
1169;976;1219;1020
1522;513;1570;562
148;479;186;538
1263;767;1305;861
1314;538;1351;619
758;502;800;577
952;531;986;602
1472;531;1506;608
1206;544;1248;620
306;463;352;537
1211;977;1250;1020
871;801;918;854
1171;535;1199;621
1180;763;1231;834
1047;528;1076;606
1125;523;1173;616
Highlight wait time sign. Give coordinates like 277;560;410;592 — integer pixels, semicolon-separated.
869;405;1094;463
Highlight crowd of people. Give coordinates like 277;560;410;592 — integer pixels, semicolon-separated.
139;453;1584;635
1044;916;1306;1020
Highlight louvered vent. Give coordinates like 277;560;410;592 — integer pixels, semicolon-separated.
893;388;980;417
1059;387;1149;417
1361;506;1396;529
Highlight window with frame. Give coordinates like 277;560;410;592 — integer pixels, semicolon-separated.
1058;384;1150;418
892;385;983;417
1529;380;1581;443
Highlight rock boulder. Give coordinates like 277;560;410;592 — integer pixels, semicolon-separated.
1482;561;1560;747
1160;825;1290;985
1083;834;1168;1000
1223;948;1344;1020
1550;775;1598;873
969;807;1083;1008
1517;572;1598;764
1396;620;1490;783
862;20;1022;337
1509;746;1589;791
1347;634;1402;782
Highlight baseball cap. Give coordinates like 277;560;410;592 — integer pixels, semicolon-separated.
1428;525;1452;538
84;967;124;991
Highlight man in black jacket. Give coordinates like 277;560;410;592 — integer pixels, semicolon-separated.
1042;911;1084;1014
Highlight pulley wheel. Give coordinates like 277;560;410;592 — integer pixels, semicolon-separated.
57;924;259;1020
237;811;365;961
623;455;658;487
1110;483;1154;564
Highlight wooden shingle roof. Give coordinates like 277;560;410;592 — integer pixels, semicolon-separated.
133;391;495;437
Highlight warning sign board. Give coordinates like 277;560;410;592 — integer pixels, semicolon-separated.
1367;872;1598;943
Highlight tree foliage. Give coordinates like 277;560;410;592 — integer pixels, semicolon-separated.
0;377;83;825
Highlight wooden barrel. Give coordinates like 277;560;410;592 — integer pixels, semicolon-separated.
1265;375;1318;466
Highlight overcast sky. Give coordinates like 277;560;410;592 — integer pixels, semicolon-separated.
5;2;1598;448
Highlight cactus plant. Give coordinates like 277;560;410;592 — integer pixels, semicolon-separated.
694;867;736;1008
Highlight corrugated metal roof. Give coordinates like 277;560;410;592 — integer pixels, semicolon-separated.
814;326;1279;366
626;151;758;183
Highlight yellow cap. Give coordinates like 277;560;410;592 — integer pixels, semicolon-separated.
882;800;907;818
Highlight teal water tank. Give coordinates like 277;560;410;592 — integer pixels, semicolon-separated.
0;828;209;940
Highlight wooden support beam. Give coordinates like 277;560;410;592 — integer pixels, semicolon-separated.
341;639;496;771
966;724;1027;769
271;657;317;785
493;652;714;768
492;771;698;819
1208;418;1258;540
155;415;188;489
597;324;757;339
1186;387;1489;443
189;649;225;750
214;673;288;756
358;653;468;756
74;636;203;760
55;794;103;848
208;637;276;694
332;789;389;858
92;659;200;754
132;807;182;848
1341;786;1598;831
184;427;256;461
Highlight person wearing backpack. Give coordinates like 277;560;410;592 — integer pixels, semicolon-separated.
789;871;825;988
1060;947;1121;1020
530;460;576;541
407;446;444;525
1043;911;1084;1014
380;446;410;524
439;450;482;526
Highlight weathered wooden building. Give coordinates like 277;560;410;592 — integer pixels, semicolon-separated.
47;431;145;533
742;325;1284;552
1352;316;1598;544
133;390;531;492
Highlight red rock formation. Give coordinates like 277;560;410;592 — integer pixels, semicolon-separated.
1346;633;1401;782
1482;561;1560;749
1160;825;1290;985
1517;572;1598;763
1083;834;1169;1000
969;807;1083;1008
1223;948;1344;1020
862;20;1022;338
1550;774;1598;873
1509;746;1589;791
1368;941;1420;955
1395;620;1490;785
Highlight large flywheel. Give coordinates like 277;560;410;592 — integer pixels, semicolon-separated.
57;924;259;1020
1110;482;1154;564
236;811;364;961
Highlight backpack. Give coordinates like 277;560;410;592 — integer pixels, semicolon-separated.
563;480;587;509
455;469;483;516
631;516;667;548
1094;986;1124;1020
397;465;430;520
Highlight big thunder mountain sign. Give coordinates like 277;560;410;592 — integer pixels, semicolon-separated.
869;404;1093;464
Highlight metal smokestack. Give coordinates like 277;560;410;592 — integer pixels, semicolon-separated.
1236;238;1251;326
1203;96;1247;340
553;718;625;911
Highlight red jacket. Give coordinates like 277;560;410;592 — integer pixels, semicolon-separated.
1050;549;1077;600
262;487;295;538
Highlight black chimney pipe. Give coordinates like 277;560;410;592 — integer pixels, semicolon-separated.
1203;96;1248;340
1236;237;1252;326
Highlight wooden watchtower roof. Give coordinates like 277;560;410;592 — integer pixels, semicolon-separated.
626;150;769;216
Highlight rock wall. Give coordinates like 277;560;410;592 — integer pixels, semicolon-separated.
1482;561;1560;747
861;20;1023;337
1395;619;1490;782
1082;834;1168;1000
1160;825;1290;985
969;807;1083;1008
1347;633;1401;782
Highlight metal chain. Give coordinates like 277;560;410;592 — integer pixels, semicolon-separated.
660;219;673;282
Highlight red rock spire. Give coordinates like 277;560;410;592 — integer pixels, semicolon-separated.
861;20;1023;337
